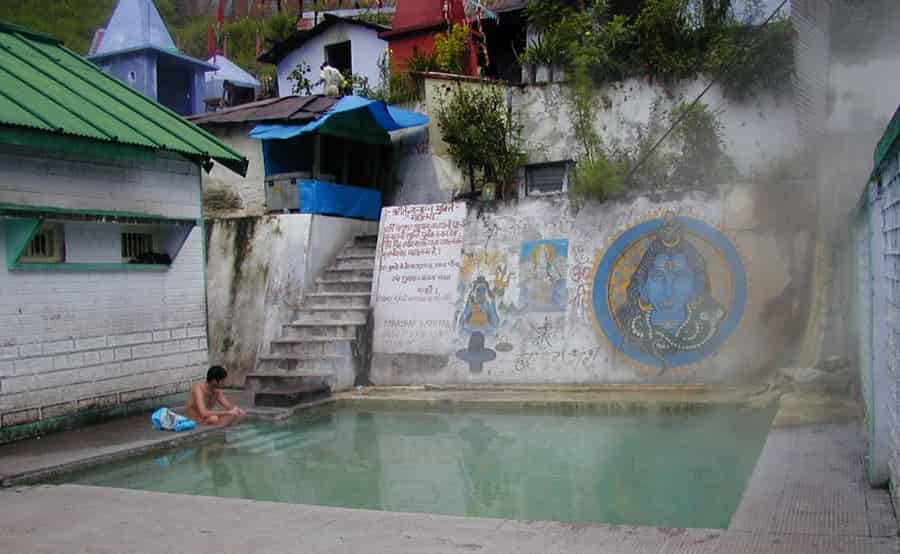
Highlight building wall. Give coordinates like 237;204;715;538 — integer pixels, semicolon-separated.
0;147;208;439
206;214;377;387
200;124;267;217
390;76;800;203
370;186;815;385
95;51;159;101
276;23;387;97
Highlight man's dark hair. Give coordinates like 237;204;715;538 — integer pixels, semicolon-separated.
207;366;227;383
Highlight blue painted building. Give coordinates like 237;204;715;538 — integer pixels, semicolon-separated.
88;0;216;116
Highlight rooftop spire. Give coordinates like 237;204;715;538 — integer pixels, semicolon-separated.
94;0;176;55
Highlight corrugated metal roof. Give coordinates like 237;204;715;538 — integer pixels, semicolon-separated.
874;105;900;176
0;21;247;176
188;95;340;126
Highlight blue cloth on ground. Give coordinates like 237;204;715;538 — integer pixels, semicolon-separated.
151;407;197;432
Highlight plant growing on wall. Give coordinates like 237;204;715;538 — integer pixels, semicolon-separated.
521;0;794;99
435;85;526;199
288;60;314;95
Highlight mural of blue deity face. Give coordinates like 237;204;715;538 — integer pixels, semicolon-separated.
642;253;697;330
593;216;748;370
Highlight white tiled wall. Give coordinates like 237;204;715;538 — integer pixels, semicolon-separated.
0;147;209;430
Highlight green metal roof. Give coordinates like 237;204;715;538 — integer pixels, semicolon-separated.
0;20;247;176
874;105;900;177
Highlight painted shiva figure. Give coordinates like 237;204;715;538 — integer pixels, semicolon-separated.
614;218;726;365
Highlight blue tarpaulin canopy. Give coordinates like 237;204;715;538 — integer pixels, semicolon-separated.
249;95;428;145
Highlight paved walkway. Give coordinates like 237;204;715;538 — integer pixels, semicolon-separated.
0;422;896;553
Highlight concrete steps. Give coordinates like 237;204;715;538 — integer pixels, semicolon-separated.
292;308;367;325
303;292;370;309
281;323;360;340
252;233;377;405
332;257;375;270
270;337;354;356
316;278;373;294
322;268;374;281
256;354;353;373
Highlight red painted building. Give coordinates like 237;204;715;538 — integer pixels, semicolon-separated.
379;0;527;80
379;0;478;75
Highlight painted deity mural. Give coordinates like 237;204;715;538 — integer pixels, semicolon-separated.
520;239;568;312
592;217;746;370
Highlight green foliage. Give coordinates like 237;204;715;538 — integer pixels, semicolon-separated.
353;10;393;27
405;49;440;73
570;100;735;200
668;101;735;187
436;85;526;198
569;155;626;203
521;0;794;97
288;61;314;95
0;0;117;53
633;0;699;80
706;19;794;100
434;24;470;74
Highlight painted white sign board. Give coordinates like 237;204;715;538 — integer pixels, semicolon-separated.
372;202;467;354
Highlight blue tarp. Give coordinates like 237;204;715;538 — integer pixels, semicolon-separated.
299;179;381;221
249;95;428;144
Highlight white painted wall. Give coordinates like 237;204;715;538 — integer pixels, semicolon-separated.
514;79;800;178
206;214;377;387
0;147;200;219
0;147;208;431
199;124;267;217
207;215;312;387
276;22;387;97
371;187;815;385
395;76;800;202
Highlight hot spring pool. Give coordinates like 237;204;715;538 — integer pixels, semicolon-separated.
58;401;774;528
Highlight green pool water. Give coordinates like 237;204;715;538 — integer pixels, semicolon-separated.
60;402;774;528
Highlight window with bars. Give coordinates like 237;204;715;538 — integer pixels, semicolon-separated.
19;223;64;263
121;227;158;262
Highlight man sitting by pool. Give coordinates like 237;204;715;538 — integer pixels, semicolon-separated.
186;366;246;426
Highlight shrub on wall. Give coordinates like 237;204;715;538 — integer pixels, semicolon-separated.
522;0;794;98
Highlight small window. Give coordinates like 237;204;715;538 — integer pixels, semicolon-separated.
121;226;161;263
525;161;572;196
20;223;64;263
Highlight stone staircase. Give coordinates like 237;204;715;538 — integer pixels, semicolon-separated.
247;234;377;408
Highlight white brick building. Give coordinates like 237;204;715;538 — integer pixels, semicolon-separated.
0;21;246;441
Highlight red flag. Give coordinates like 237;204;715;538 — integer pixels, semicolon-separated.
217;0;225;25
208;23;216;58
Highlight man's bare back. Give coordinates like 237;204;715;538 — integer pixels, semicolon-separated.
187;366;246;426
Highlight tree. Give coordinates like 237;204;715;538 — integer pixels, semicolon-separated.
436;85;525;198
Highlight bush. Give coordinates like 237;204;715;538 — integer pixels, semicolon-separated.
436;85;526;198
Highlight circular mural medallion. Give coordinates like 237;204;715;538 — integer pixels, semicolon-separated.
592;216;747;370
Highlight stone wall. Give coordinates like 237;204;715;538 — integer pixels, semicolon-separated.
0;147;208;441
371;185;815;385
206;214;377;386
389;75;799;203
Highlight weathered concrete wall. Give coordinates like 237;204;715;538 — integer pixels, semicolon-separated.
200;124;266;218
390;76;799;202
206;214;377;386
371;186;815;385
0;148;208;439
515;80;799;177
